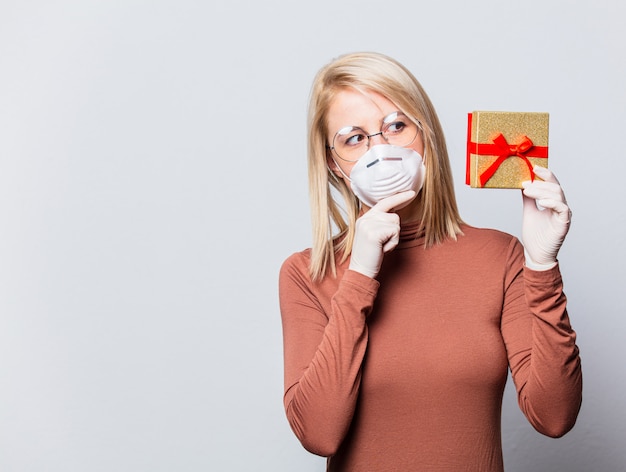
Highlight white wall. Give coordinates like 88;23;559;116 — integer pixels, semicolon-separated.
0;1;623;470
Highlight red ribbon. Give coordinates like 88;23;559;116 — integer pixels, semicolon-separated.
466;113;549;187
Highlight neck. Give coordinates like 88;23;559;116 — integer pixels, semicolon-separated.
397;195;423;224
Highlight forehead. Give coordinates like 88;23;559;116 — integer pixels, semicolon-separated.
327;88;398;132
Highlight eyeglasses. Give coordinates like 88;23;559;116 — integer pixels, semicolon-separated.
328;111;420;162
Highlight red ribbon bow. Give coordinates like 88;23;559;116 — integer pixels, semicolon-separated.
477;133;545;187
476;133;535;187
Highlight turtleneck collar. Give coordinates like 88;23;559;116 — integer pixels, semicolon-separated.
398;220;426;248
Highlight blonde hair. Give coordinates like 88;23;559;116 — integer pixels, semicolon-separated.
307;51;464;280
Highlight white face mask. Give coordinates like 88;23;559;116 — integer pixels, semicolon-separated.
334;144;426;208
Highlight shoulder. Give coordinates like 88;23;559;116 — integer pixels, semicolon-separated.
279;249;335;314
459;224;520;247
281;248;312;269
279;248;313;284
456;224;524;265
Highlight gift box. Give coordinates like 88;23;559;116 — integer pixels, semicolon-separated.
466;111;549;188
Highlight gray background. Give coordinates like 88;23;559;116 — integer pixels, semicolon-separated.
0;0;624;470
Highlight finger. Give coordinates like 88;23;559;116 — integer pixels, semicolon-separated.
382;232;400;253
534;198;571;221
522;186;571;224
522;180;564;202
522;186;562;204
371;190;417;213
522;178;561;192
522;190;538;212
531;165;560;185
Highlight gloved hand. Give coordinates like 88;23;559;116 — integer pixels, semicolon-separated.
349;190;417;279
521;166;572;270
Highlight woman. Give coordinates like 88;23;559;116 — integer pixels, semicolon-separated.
279;52;582;471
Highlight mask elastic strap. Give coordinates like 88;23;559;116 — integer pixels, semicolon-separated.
329;157;352;182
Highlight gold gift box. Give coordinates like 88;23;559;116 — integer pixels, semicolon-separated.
466;111;549;188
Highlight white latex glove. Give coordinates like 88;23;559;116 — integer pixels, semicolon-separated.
521;166;572;270
349;191;417;279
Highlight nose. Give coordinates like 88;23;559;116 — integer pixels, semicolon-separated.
367;131;386;147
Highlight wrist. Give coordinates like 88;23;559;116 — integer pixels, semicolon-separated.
523;248;557;271
348;261;378;279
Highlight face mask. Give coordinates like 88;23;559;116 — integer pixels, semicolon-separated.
335;144;426;208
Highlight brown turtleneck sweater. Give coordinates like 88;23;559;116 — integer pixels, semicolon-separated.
279;223;581;471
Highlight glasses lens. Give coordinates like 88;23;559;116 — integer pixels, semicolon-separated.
382;112;419;147
332;126;368;162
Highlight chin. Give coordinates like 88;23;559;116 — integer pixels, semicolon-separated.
392;197;414;211
394;189;420;210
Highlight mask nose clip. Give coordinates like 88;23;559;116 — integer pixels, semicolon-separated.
366;156;403;168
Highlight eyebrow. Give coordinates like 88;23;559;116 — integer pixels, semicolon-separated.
336;111;405;132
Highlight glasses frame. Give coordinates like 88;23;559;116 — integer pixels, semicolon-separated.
328;111;420;163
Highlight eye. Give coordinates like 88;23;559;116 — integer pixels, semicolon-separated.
345;133;367;146
336;127;367;148
385;120;408;136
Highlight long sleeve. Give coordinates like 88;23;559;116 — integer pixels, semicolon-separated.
501;240;582;437
279;253;378;456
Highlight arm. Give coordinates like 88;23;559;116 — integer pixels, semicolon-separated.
279;191;413;455
501;240;582;437
279;258;378;456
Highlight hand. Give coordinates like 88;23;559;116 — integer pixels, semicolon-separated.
349;191;417;279
521;166;572;270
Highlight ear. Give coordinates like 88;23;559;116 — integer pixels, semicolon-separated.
326;149;344;180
